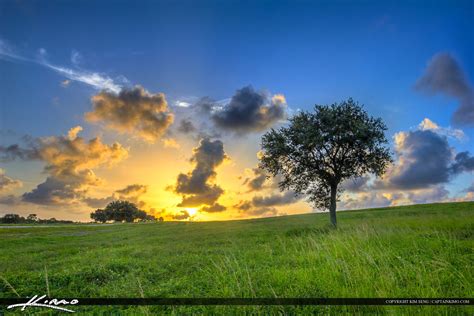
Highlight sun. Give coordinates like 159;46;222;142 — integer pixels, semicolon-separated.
185;208;198;216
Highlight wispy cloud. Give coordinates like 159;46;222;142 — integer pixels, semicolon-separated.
70;49;82;66
44;62;122;93
0;39;124;93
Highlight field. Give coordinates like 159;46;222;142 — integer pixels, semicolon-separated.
1;202;473;314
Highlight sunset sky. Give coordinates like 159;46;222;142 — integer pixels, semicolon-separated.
0;0;473;221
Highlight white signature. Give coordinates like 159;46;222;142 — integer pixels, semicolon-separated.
7;294;78;313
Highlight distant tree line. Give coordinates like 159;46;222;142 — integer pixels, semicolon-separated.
0;213;74;224
90;200;162;223
1;201;162;224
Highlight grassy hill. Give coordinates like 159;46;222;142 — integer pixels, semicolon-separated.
1;202;473;314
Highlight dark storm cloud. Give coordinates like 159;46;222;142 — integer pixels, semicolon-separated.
211;86;286;133
173;138;227;208
415;53;474;126
86;86;174;142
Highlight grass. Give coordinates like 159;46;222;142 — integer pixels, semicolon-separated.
0;201;472;315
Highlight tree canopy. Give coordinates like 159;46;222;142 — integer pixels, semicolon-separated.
259;98;392;227
90;200;155;223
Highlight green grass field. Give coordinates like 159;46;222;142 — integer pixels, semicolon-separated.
1;202;473;315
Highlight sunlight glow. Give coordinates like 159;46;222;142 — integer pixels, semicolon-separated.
186;208;198;216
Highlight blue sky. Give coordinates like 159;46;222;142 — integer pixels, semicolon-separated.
0;0;473;221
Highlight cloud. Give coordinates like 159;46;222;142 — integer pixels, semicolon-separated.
340;176;370;192
340;192;392;210
0;169;22;192
177;186;224;207
0;126;128;205
405;186;450;205
86;86;174;143
380;129;453;189
244;207;278;217
233;190;301;217
22;174;96;205
252;191;300;207
375;119;473;191
233;200;252;211
338;118;474;209
415;53;474;126
172;86;289;138
234;199;279;217
199;203;226;213
162;138;180;149
242;167;267;191
47;63;123;93
171;210;191;220
61;79;71;87
463;182;474;193
0;39;124;93
0;144;39;162
450;151;474;174
175;101;192;108
168;98;219;140
0;195;21;205
177;119;196;134
84;184;148;209
70;50;82;66
173;138;227;208
340;186;452;210
0;39;29;62
211;86;287;133
418;118;465;140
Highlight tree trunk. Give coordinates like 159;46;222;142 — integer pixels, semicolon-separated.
329;184;337;228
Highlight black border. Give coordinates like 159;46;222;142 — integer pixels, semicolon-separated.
1;298;472;306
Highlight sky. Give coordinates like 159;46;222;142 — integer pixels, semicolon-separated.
0;0;473;221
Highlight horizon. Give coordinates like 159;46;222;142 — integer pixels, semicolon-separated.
3;200;471;224
0;0;473;222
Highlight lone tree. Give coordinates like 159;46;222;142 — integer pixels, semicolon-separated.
259;98;392;227
90;200;148;223
90;208;108;223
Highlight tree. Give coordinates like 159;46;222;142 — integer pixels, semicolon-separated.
27;214;38;223
0;214;24;224
90;200;149;223
145;214;157;221
259;98;392;227
90;209;108;223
